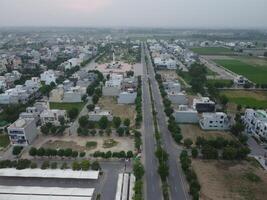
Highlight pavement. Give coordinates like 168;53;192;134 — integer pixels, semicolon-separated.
141;43;163;200
144;43;189;200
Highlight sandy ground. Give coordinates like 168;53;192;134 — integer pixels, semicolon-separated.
21;134;134;159
180;124;235;144
192;159;267;200
98;97;136;126
158;70;179;81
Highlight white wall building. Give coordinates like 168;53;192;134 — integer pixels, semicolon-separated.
199;112;230;130
8;118;37;146
243;109;267;140
154;57;177;70
40;109;67;125
168;91;188;105
88;107;113;121
102;74;123;96
173;105;199;123
40;70;57;85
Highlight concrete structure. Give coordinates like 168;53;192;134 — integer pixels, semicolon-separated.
199;112;230;130
173;105;199;123
163;81;181;93
118;90;137;104
167;91;188;105
88;107;113;121
102;74;123;96
115;173;135;200
243;109;267;140
193;97;215;113
40;109;67;125
7;118;37;146
154;57;177;70
234;75;248;85
40;70;57;85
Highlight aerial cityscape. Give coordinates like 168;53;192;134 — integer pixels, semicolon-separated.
0;0;267;200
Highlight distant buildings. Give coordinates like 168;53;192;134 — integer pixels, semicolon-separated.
243;109;267;140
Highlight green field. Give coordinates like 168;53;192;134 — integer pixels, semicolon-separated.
0;134;10;149
221;90;267;109
191;47;233;55
49;102;86;113
214;59;267;84
207;79;233;87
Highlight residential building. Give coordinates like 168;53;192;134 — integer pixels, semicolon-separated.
118;90;137;104
8;118;37;146
199;112;230;130
173;105;199;123
243;109;267;140
168;91;188;105
40;70;57;85
88;107;113;121
102;74;123;96
40;109;67;125
193;97;215;113
154;57;177;70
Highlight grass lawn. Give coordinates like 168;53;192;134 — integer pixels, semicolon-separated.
85;141;97;150
191;47;233;55
214;58;267;84
192;159;267;200
49;102;86;113
207;79;233;87
0;134;10;149
221;90;267;109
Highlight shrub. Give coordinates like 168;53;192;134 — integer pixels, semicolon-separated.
12;146;23;156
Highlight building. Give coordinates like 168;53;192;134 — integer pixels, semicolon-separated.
163;81;181;93
0;85;30;104
154;57;177;70
88;107;113;121
168;91;188;105
63;86;86;103
8;118;37;146
173;105;199;123
234;75;248;86
118;90;137;104
199;112;230;130
40;70;57;85
193;97;215;113
102;74;123;96
40;109;67;125
243;109;267;140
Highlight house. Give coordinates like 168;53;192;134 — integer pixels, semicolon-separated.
154;57;177;70
24;77;40;93
163;81;181;93
88;107;113;121
193;97;215;113
40;109;67;125
234;75;248;86
0;85;30;104
40;70;57;85
62;86;86;103
199;112;230;130
118;90;137;104
173;105;199;123
8;118;37;146
168;91;188;105
102;74;123;96
243;109;267;140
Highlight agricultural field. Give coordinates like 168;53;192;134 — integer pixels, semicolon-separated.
214;57;267;84
221;90;267;109
190;47;233;55
192;159;267;200
49;102;86;113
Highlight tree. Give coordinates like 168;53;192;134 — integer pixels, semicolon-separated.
123;118;131;127
79;116;89;128
64;148;73;157
51;162;58;169
98;116;108;129
133;160;145;180
79;152;86;157
222;147;237;160
67;108;79;120
72;161;81;171
82;94;88;102
127;151;134;158
91;161;101;170
112;117;121;128
29;147;37;156
184;138;193;148
191;147;198;158
41;161;50;169
220;95;229;107
30;162;37;169
87;104;95;112
58;116;65;126
92;95;99;105
81;160;90;171
86;85;95;96
117;127;125;136
158;162;169;181
36;148;45;157
72;151;78;158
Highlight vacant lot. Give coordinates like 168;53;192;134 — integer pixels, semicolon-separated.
50;102;86;113
192;159;267;200
214;58;267;84
221;90;267;109
191;47;233;55
180;124;234;144
158;70;179;81
98;97;136;126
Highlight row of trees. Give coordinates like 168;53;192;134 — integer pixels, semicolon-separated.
92;150;134;159
29;147;86;158
40;122;66;136
86;70;104;105
135;76;142;127
133;159;145;200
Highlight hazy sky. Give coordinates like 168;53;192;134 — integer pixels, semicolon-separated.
0;0;267;28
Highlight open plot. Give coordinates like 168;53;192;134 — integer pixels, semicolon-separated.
191;47;233;55
192;159;267;200
214;58;267;84
50;102;86;113
180;124;234;144
221;90;267;109
98;97;136;125
157;70;179;81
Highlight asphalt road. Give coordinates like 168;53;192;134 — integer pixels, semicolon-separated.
144;43;189;200
141;43;163;200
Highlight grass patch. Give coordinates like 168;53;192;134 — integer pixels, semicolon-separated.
191;47;233;55
86;141;97;149
49;102;85;113
207;79;233;87
0;134;10;149
214;59;267;84
102;139;118;148
243;171;261;183
221;90;267;109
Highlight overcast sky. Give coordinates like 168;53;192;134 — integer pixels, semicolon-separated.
0;0;266;28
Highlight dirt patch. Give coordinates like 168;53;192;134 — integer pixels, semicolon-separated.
42;140;86;152
102;139;118;148
158;70;178;81
192;159;267;200
180;124;235;144
98;97;136;125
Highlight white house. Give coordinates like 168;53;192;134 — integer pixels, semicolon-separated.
88;107;113;121
199;112;230;130
8;118;37;146
173;105;199;123
102;74;123;96
243;109;267;140
40;70;57;85
167;91;188;105
62;86;86;103
40;109;67;125
154;57;177;70
163;81;181;93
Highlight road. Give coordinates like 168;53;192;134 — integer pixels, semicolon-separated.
141;43;163;200
144;43;189;200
